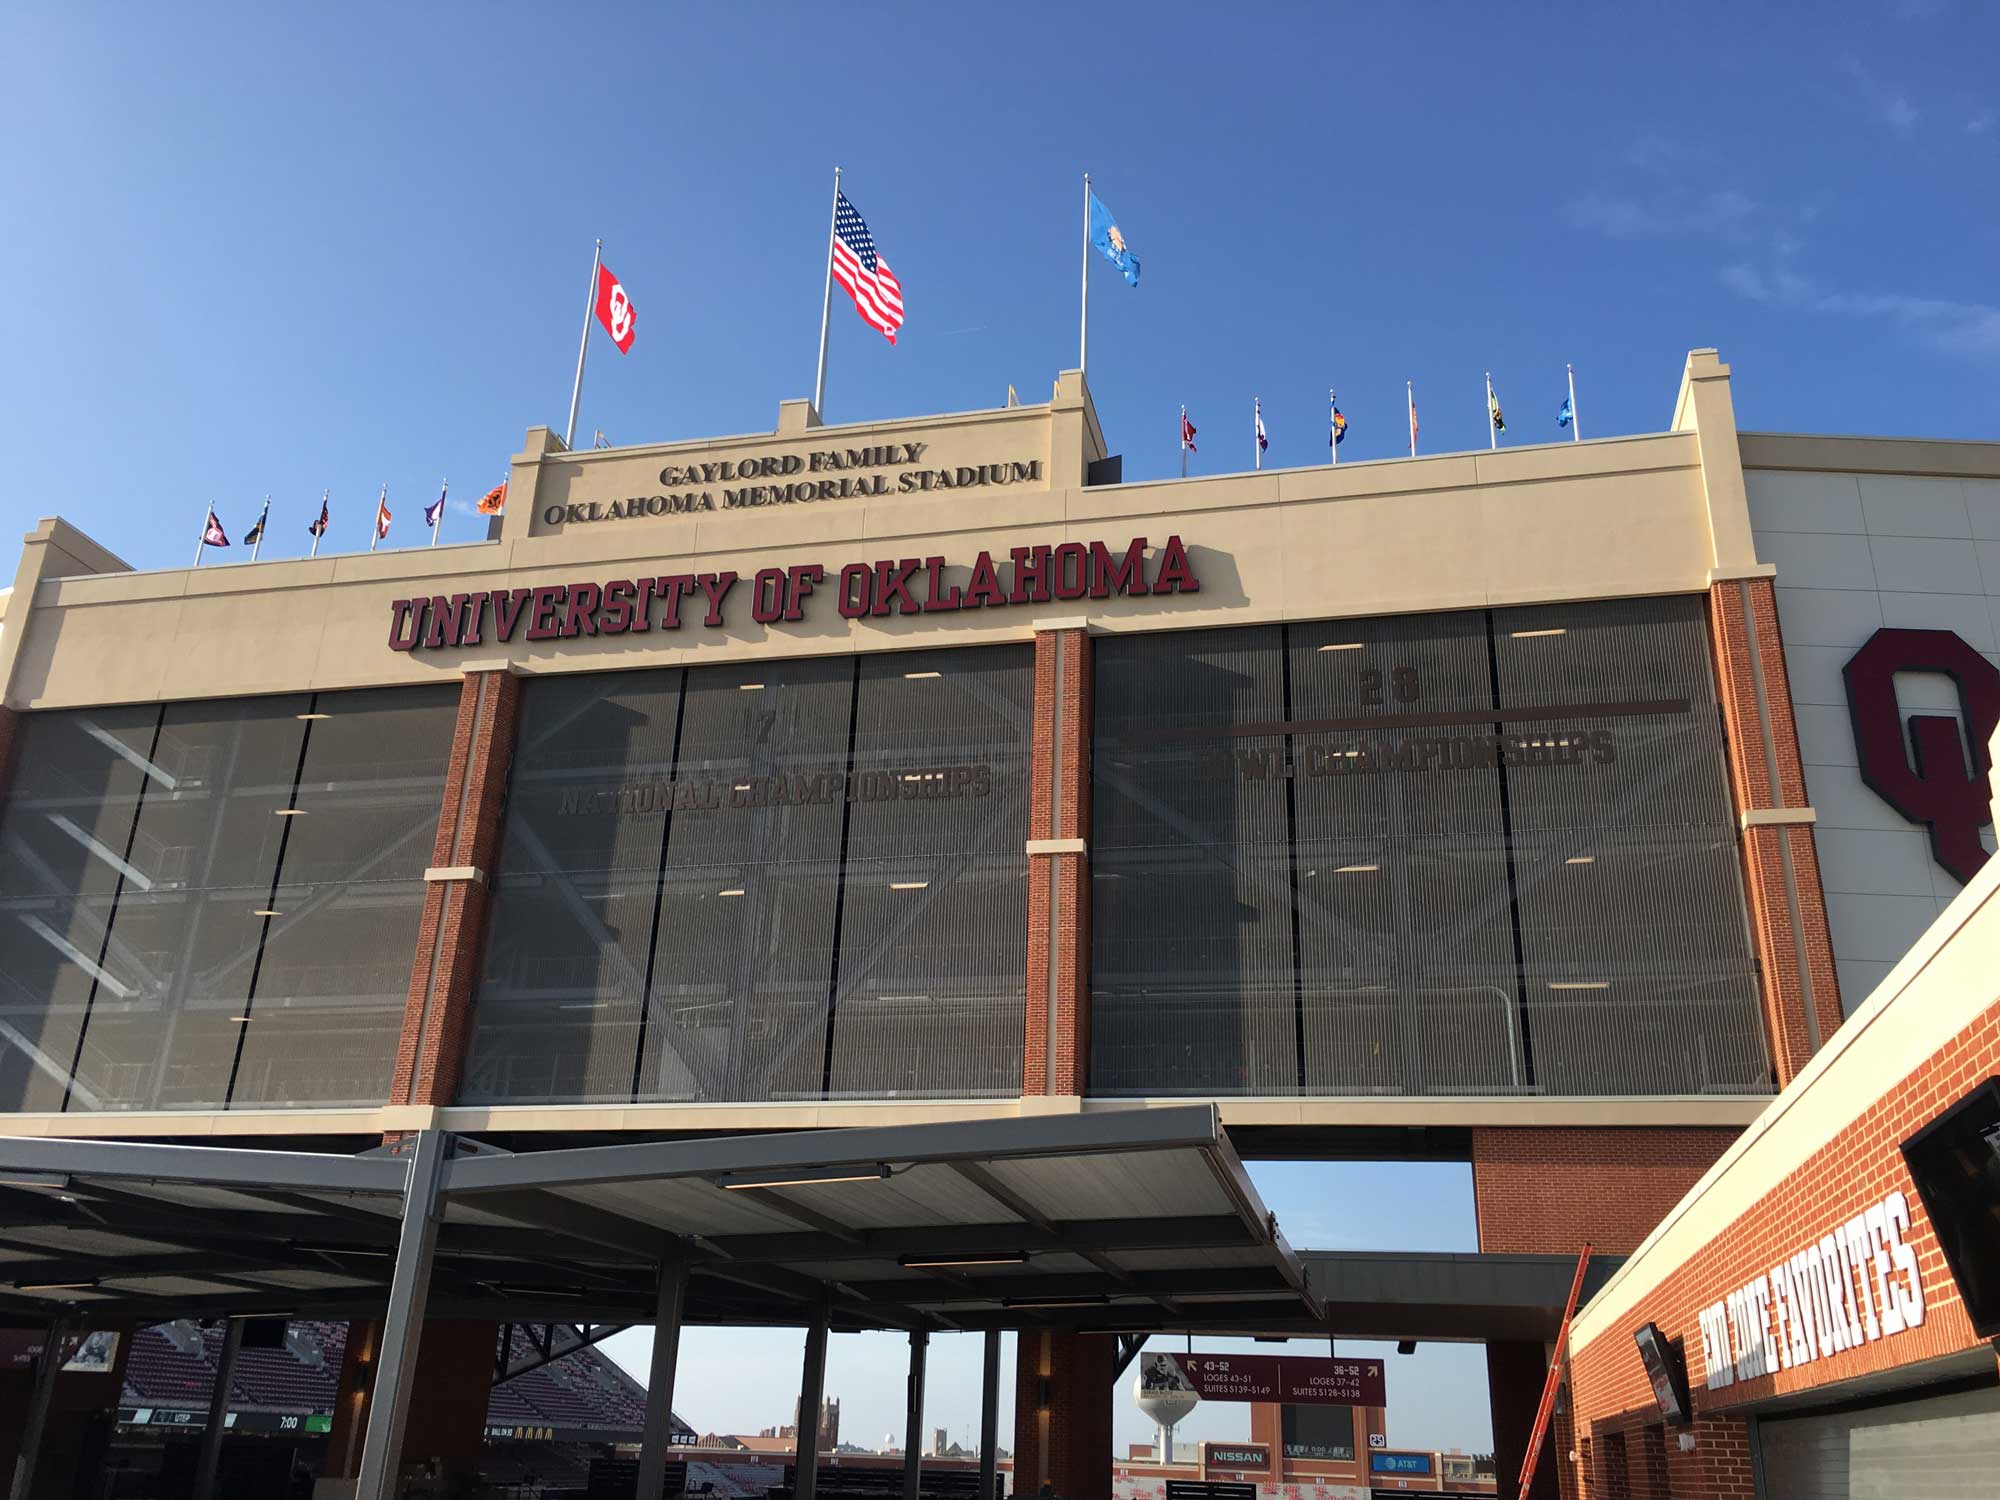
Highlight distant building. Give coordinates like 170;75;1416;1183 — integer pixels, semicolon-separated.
759;1397;840;1453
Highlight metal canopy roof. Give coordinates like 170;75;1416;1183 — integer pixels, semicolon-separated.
0;1107;1323;1335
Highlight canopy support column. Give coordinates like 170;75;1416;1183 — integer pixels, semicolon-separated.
635;1258;689;1500
6;1315;70;1500
795;1297;831;1500
902;1329;929;1500
193;1317;245;1500
356;1129;451;1500
979;1329;1001;1500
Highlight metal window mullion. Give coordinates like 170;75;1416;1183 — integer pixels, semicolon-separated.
816;659;863;1100
631;670;690;1101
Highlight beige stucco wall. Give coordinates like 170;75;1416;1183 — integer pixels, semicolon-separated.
1;363;1740;711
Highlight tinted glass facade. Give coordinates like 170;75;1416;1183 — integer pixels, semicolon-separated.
0;687;459;1112
1090;596;1768;1097
462;645;1032;1104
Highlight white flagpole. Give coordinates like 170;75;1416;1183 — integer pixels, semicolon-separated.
1079;171;1091;377
369;484;385;553
564;240;602;450
430;479;446;547
1180;404;1188;479
1329;390;1339;466
250;496;270;561
1486;372;1497;450
1253;397;1261;471
813;167;842;417
1407;381;1417;458
1568;363;1580;441
192;505;209;568
309;489;327;558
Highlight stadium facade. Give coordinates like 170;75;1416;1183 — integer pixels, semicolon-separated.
0;349;1997;1500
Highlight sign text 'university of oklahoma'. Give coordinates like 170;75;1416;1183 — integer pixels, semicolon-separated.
388;534;1199;653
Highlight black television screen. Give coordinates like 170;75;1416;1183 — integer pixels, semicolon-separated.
1900;1076;2000;1338
1633;1322;1692;1426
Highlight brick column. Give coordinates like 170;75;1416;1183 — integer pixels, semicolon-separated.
0;704;21;815
389;668;522;1108
1012;1329;1114;1500
1024;626;1091;1096
1475;1126;1741;1500
1708;577;1843;1084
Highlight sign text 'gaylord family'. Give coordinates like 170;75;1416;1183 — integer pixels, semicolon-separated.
387;535;1199;653
549;443;1047;524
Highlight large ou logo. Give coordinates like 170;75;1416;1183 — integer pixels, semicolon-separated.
607;283;633;342
1844;628;2000;883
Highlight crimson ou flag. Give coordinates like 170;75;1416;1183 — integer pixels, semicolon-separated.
595;263;635;352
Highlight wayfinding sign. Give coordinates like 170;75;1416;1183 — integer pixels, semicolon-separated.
1135;1351;1387;1406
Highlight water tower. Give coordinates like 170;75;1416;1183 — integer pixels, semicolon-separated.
1131;1355;1200;1464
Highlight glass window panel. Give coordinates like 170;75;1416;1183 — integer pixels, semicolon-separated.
229;685;458;1107
0;706;160;1112
466;670;684;1105
825;647;1031;1098
1091;600;1769;1099
464;645;1034;1106
68;697;310;1110
639;658;851;1103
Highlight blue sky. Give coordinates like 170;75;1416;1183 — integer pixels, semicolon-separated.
2;4;1994;569
2;0;1992;1457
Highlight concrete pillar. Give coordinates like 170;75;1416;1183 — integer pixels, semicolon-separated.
902;1330;928;1500
636;1260;689;1500
1024;625;1092;1097
191;1318;244;1500
795;1301;831;1500
355;1129;450;1500
978;1331;999;1500
6;1317;69;1500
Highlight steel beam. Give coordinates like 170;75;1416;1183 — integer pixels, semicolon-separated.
634;1260;688;1500
192;1317;244;1500
0;1135;408;1195
978;1329;1000;1500
441;1104;1226;1193
354;1130;450;1500
795;1296;831;1500
901;1329;928;1500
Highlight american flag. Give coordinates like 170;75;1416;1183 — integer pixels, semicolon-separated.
830;191;904;344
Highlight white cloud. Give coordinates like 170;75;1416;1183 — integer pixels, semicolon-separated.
1967;109;1996;137
1842;58;1920;139
1721;264;2000;357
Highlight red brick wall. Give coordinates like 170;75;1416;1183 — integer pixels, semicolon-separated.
1472;1128;1742;1258
1013;1330;1113;1500
1568;994;2000;1494
1707;581;1844;1085
1025;628;1091;1096
389;669;521;1106
0;704;20;816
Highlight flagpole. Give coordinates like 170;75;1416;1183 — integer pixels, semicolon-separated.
250;496;269;561
813;167;842;417
1329;390;1338;466
1486;372;1496;450
1568;363;1580;441
310;489;326;558
1253;397;1260;472
192;504;209;568
1079;171;1091;377
1408;381;1416;458
564;240;602;450
1180;404;1188;480
431;479;445;547
370;484;384;553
